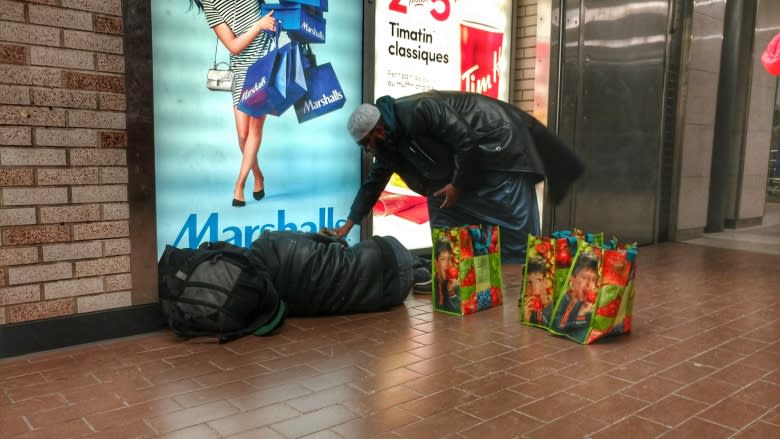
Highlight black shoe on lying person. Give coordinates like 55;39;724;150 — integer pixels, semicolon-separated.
412;267;432;294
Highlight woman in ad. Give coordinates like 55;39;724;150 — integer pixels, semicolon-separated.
189;0;276;206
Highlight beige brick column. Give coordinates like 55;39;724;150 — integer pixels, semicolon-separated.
513;0;538;115
0;0;132;324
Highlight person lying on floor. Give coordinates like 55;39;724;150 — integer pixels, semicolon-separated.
158;230;430;342
246;230;421;316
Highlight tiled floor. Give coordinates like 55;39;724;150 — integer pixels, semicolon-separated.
2;213;780;438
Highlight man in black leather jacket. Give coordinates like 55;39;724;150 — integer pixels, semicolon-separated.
335;90;584;263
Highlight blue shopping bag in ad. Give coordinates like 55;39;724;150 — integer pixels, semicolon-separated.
269;42;307;116
280;0;328;11
237;31;286;117
261;3;325;43
294;62;345;123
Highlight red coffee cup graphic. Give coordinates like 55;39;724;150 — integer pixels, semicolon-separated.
460;20;504;98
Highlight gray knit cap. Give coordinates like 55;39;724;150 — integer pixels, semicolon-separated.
347;104;381;142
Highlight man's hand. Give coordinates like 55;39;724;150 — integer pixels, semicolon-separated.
331;219;355;238
433;183;460;208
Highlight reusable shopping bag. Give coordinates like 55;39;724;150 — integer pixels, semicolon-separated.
269;42;308;116
519;230;598;327
261;3;326;43
520;230;637;344
431;225;503;316
238;31;286;117
584;243;637;343
294;61;346;123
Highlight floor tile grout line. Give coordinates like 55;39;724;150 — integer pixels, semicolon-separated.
724;403;780;438
607;352;779;436
80;415;98;433
21;415;34;434
754;408;780;428
502;339;775;438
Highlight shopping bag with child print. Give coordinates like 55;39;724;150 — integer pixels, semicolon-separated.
431;225;503;316
546;239;637;344
520;230;600;329
520;230;637;344
585;242;638;343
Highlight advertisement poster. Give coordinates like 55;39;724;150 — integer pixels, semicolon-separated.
151;1;363;254
372;0;514;250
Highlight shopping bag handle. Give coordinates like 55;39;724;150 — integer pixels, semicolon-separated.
212;61;231;71
300;42;316;67
266;19;282;41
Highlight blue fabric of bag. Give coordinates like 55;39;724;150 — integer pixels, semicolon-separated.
269;42;308;116
294;62;346;123
260;3;325;43
299;43;316;70
280;0;328;12
237;28;286;117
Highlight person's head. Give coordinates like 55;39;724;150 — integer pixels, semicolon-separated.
347;104;385;155
568;254;598;300
188;0;204;12
525;257;546;297
434;240;453;280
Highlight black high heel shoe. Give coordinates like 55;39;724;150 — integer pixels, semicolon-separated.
232;198;245;207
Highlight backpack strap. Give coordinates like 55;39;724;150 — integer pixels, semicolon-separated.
164;308;225;341
217;299;287;343
224;269;286;342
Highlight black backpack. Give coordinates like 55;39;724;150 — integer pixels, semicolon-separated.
158;242;286;343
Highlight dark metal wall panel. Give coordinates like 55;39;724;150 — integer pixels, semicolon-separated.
125;0;158;304
554;0;669;244
659;0;689;242
548;0;582;229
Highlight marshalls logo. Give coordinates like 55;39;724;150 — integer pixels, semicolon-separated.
301;89;344;114
240;76;267;102
302;22;324;40
173;209;347;249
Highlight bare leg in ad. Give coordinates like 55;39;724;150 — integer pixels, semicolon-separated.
232;109;266;206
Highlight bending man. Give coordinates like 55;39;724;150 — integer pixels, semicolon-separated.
335;90;583;263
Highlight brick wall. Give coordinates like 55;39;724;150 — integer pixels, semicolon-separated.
513;0;537;115
0;0;131;324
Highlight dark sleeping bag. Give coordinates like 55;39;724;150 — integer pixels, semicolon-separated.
158;231;414;343
247;230;414;316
